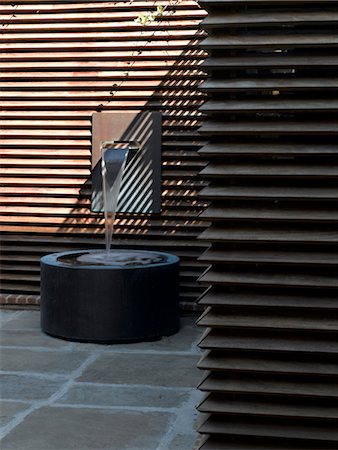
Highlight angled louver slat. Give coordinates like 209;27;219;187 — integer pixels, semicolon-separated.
197;0;338;447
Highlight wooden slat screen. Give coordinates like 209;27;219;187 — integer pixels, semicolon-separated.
197;0;338;448
0;0;208;308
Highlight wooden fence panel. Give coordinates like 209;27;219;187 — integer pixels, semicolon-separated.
0;0;208;308
197;0;338;448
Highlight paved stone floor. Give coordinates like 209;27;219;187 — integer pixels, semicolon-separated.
0;309;203;450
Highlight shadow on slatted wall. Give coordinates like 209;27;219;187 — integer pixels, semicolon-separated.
0;1;209;307
58;47;209;308
3;51;208;307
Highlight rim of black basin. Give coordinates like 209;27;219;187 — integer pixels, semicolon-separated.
41;249;180;270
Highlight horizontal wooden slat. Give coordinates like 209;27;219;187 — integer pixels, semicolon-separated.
197;309;338;331
200;79;338;91
199;186;338;200
198;329;338;354
202;55;338;70
198;416;338;442
203;11;338;27
199;249;338;266
202;35;338;50
0;0;208;303
198;143;338;156
199;121;338;135
200;163;338;178
198;351;338;375
199;269;338;289
199;226;338;244
199;395;338;420
198;291;338;309
200;206;338;222
201;99;338;112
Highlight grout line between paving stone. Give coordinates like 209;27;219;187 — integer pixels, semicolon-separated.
1;313;202;448
0;345;200;356
71;381;192;391
0;399;35;405
0;370;69;381
0;352;101;440
155;388;202;450
51;403;179;413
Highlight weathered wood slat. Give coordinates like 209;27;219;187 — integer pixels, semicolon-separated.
198;351;338;375
197;309;338;331
199;374;338;396
201;99;338;112
0;0;208;302
199;395;338;420
198;437;338;450
199;269;338;289
199;249;338;267
199;121;338;135
198;227;338;243
199;186;338;200
199;416;338;442
203;11;338;27
198;329;338;354
200;206;338;222
200;79;338;91
200;163;338;178
198;143;338;156
202;55;338;69
200;0;338;4
202;35;338;49
198;291;338;309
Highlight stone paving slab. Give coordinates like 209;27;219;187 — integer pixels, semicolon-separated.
0;311;202;450
0;329;70;348
1;374;65;401
78;353;201;387
1;311;41;330
1;348;89;374
167;433;199;450
0;406;173;450
58;383;190;408
0;311;19;322
70;316;202;354
0;402;31;427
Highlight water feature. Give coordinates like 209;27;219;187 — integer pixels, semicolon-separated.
40;137;180;343
79;140;161;266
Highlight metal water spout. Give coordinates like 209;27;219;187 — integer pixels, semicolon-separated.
101;141;140;253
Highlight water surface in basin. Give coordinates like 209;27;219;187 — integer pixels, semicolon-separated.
57;250;166;267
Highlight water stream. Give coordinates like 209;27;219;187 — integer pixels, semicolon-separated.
56;140;164;267
101;142;130;254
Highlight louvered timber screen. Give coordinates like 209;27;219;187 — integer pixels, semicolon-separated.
0;0;209;308
196;0;338;448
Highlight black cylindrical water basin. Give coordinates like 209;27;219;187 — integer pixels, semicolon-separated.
40;249;180;343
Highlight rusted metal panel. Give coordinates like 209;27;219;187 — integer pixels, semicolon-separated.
91;111;162;213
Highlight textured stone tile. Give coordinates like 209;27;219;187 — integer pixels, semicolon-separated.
0;311;20;322
0;401;30;427
1;348;88;374
1;374;64;401
1;311;40;330
70;315;202;353
167;433;199;450
58;383;189;408
0;406;172;450
0;329;70;348
101;315;201;353
79;353;200;387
